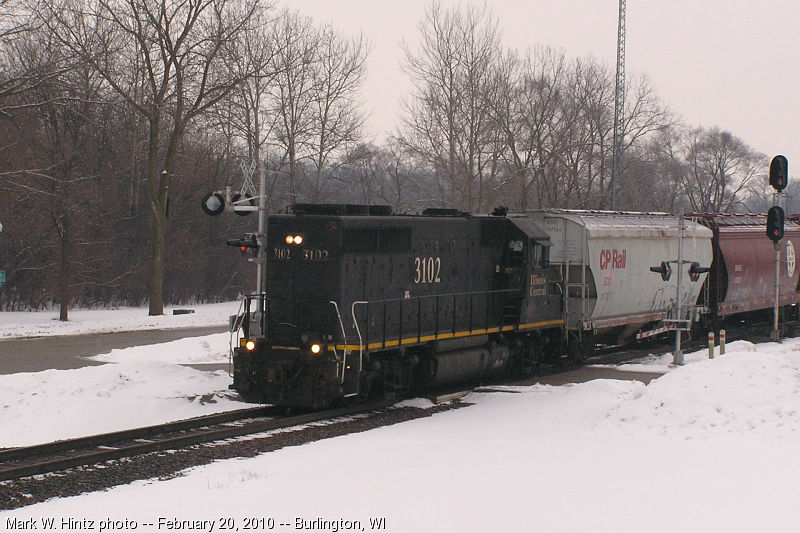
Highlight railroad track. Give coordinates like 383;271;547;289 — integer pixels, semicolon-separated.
0;400;393;482
5;320;790;484
585;317;800;367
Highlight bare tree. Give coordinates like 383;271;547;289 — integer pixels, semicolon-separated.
330;140;429;213
43;0;261;315
268;9;319;199
376;140;428;212
397;1;505;212
2;21;125;320
528;60;672;209
0;0;50;115
305;25;368;202
679;127;766;213
219;3;279;161
493;46;572;210
621;126;687;213
559;56;614;208
490;51;672;211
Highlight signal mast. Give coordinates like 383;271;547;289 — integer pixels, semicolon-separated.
611;0;626;211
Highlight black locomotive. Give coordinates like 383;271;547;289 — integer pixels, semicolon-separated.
230;204;564;408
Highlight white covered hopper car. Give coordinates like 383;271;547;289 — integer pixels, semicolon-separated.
527;210;713;353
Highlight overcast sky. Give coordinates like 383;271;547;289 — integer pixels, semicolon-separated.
284;0;800;182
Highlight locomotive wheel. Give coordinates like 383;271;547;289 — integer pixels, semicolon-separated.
383;388;398;401
516;342;541;374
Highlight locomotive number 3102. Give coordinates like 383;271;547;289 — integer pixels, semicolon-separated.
414;257;441;284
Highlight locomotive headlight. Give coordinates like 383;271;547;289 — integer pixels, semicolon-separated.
293;235;303;245
285;235;294;245
310;343;322;354
245;340;256;351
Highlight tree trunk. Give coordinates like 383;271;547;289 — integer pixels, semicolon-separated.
147;113;165;316
148;204;166;316
58;213;70;321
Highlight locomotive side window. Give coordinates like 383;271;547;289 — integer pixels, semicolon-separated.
531;243;548;269
507;239;525;267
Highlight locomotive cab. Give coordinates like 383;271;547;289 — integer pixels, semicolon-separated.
500;217;560;327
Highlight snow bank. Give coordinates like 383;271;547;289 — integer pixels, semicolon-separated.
0;333;246;447
89;332;231;365
609;345;800;440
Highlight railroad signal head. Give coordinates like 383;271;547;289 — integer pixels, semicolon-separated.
226;233;260;257
770;155;788;192
649;261;672;281
767;206;785;243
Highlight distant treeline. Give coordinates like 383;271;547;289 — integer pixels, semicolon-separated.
0;1;779;313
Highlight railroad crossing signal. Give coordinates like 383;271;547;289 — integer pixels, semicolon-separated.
239;160;257;198
201;189;255;217
688;261;710;282
769;155;788;192
649;261;672;281
201;192;225;216
767;205;785;243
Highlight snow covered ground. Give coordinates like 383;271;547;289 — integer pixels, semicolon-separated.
2;305;800;531
0;304;245;447
0;301;240;338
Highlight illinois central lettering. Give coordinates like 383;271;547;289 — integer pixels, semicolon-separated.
599;249;627;270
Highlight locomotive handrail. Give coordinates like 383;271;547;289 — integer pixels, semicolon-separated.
328;300;350;385
352;301;367;367
351;301;368;398
362;288;517;306
351;288;521;351
229;297;247;377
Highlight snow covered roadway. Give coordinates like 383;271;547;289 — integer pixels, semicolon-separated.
1;305;800;531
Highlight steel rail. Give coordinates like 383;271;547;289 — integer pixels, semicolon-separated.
0;406;274;463
0;400;393;482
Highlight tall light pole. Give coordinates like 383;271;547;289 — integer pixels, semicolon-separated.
611;0;626;211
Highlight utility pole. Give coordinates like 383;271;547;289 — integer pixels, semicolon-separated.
611;0;626;211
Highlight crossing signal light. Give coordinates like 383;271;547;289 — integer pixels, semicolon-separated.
231;192;255;216
650;261;672;281
688;262;710;282
201;192;225;216
769;155;788;192
767;206;785;243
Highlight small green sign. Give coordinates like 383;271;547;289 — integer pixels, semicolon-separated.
0;271;5;284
